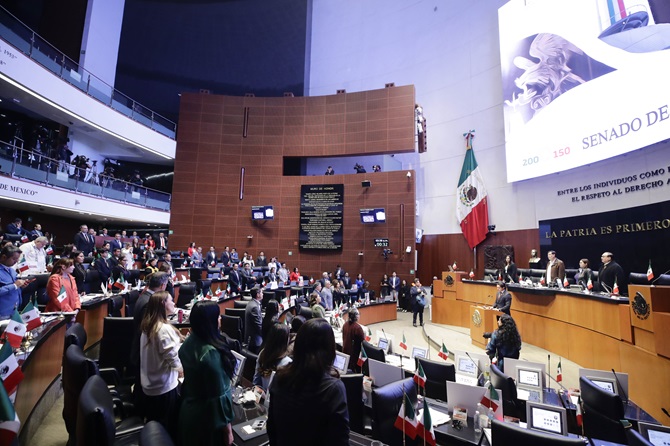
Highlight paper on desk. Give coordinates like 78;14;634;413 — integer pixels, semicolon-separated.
417;407;451;427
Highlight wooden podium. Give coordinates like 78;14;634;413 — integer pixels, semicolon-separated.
470;305;502;348
628;284;670;358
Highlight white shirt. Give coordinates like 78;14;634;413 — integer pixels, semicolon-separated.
140;322;182;396
19;241;47;273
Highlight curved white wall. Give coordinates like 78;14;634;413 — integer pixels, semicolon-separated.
307;0;670;235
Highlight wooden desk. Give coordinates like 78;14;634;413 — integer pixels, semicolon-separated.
77;297;110;350
469;306;501;348
432;278;670;423
15;319;66;442
354;301;397;326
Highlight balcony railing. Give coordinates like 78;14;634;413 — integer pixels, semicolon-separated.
0;141;171;212
0;6;176;139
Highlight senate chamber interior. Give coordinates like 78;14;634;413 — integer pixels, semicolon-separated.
1;0;670;445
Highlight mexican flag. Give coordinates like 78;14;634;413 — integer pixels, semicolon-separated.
4;310;26;349
557;359;562;383
563;275;569;288
438;342;449;360
113;275;126;290
399;333;407;350
587;277;593;290
540;274;546;285
413;362;426;388
0;379;20;445
480;382;500;411
576;395;583;426
0;343;24;396
469;269;475;279
57;285;67;303
16;261;29;273
417;399;436;446
456;132;489;250
647;261;654;281
365;327;372;342
613;280;619;295
357;347;368;368
393;393;417;439
20;301;42;331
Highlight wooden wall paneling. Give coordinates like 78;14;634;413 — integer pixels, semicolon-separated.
619;343;670;422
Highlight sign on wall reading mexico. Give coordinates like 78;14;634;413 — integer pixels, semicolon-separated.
299;184;343;250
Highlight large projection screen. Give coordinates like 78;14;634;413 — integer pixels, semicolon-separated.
499;0;670;183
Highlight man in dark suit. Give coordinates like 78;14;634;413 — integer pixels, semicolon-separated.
220;246;230;267
228;263;242;294
244;287;263;353
94;248;113;283
156;232;168;251
240;262;257;290
30;223;44;240
598;252;626;294
5;218;26;236
255;251;268;267
74;224;95;256
110;233;124;251
492;281;512;315
334;265;345;281
341;272;352;289
206;246;218;267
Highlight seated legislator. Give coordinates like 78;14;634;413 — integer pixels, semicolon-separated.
343;307;365;373
598;252;625;294
46;258;81;312
0;245;27;318
179;301;236;446
492;281;512;315
253;322;292;390
485;314;521;373
268;318;349;446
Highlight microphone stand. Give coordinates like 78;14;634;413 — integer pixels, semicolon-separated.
650;269;670;286
611;368;629;405
465;352;486;384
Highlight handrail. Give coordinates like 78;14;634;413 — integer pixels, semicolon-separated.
0;140;171;212
0;5;176;139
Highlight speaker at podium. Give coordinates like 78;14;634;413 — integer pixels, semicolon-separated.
470;305;503;348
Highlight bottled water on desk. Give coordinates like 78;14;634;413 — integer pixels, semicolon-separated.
474;410;481;434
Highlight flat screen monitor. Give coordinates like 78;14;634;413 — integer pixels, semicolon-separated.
586;376;618;395
638;422;670;446
517;367;542;388
580;367;628;397
231;350;246;387
375;331;394;354
377;338;389;353
368;358;404;388
505;358;546;389
359;208;386;223
251;205;274;220
333;351;350;374
455;355;478;377
411;346;428;359
526;401;568;436
452;350;490;376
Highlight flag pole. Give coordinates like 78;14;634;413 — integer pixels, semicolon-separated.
473;246;477;271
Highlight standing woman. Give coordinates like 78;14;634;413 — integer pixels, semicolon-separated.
501;255;518;283
379;274;390;299
179;301;236;445
70;251;87;292
145;257;159;277
485;314;522;373
399;279;412;312
309;292;326;319
253;323;292;390
262;299;279;342
187;242;196;258
576;258;593;288
46;258;81;312
268;318;349;445
140;291;183;438
289;267;301;283
342;307;364;373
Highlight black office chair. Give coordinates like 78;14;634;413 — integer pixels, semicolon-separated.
175;283;196;309
77;375;144;446
341;373;371;435
361;341;385;377
625;423;653;446
628;272;650;285
128;269;141;286
108;294;125;317
64;322;88;353
580;376;627;444
241;348;258;385
224;307;246;324
220;314;243;343
298;305;313;320
98;317;135;383
84;268;101;294
490;363;526;421
125;290;140;317
197;279;211;296
491;419;587;445
233;300;249;309
655;274;670;285
371;377;418;446
140;421;175;446
262;290;275;309
417;357;455;401
63;344;99;443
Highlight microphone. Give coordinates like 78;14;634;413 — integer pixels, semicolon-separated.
611;368;629;404
662;407;670;419
650;269;670;285
542;370;570;395
600;282;613;295
487;274;496;282
381;328;389;341
465;352;486;383
507;274;514;284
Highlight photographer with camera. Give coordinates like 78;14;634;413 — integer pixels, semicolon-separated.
411;278;427;327
354;163;366;173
